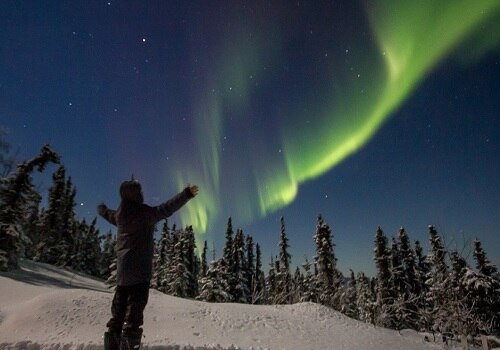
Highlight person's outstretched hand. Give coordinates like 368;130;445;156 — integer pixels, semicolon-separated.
97;203;107;216
189;185;199;197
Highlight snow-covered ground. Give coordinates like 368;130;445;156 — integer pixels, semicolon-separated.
0;261;470;349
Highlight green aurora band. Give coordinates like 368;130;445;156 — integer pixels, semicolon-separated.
173;0;499;238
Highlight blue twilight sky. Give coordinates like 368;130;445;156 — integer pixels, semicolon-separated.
1;1;499;276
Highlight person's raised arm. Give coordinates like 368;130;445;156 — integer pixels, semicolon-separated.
155;185;198;220
97;203;117;226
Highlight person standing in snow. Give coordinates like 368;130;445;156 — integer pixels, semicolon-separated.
98;177;198;350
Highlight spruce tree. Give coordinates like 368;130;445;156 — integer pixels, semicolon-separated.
165;226;179;294
201;240;208;278
153;221;170;292
373;226;394;327
265;256;277;304
184;225;199;298
0;144;60;270
20;189;42;260
470;240;500;335
414;240;429;291
245;235;255;303
223;217;234;265
391;237;405;296
399;228;419;295
414;239;430;331
222;217;235;301
231;228;249;303
390;236;408;330
80;218;101;276
340;270;358;319
197;259;229;302
0;128;16;177
356;272;375;325
37;166;67;264
100;230;116;280
447;250;470;336
57;176;77;266
276;217;292;304
397;228;419;330
473;239;498;277
253;243;264;304
424;225;449;335
292;266;303;304
313;215;340;308
300;257;317;303
169;229;189;297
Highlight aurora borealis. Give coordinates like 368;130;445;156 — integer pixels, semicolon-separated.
171;0;499;233
1;1;499;274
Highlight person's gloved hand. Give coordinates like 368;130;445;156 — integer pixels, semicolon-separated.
97;203;107;216
188;185;199;197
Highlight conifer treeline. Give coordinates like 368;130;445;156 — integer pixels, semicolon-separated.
1;145;498;341
147;215;499;339
0;145;114;278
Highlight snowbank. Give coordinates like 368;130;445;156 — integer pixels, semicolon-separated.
1;261;445;349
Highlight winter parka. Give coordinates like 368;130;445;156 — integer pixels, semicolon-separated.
98;187;194;286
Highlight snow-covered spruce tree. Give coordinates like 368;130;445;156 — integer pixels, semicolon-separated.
0;128;17;178
300;257;318;303
339;270;358;319
78;218;101;276
163;223;177;291
200;240;208;279
36;166;68;264
222;217;235;301
389;236;407;330
470;239;500;335
264;256;277;304
413;239;430;331
168;229;189;297
276;217;292;304
231;228;249;303
373;226;395;328
60;176;78;266
245;234;255;303
197;258;230;302
292;266;304;304
447;250;472;337
356;272;375;325
395;228;419;330
100;230;116;280
184;225;199;298
424;225;449;336
390;237;405;297
473;239;498;277
399;228;419;295
19;188;42;260
152;221;170;292
253;243;265;304
0;144;60;270
314;215;341;309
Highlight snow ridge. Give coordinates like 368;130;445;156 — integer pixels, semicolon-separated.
0;261;444;350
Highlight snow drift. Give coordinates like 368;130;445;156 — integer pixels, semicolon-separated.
0;260;447;349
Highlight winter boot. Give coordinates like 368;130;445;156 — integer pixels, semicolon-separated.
120;334;141;350
104;331;120;350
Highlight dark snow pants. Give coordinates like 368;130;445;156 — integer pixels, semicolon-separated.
107;282;149;337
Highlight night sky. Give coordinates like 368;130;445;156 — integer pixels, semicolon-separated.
1;1;499;276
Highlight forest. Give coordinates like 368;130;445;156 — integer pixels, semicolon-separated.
1;141;498;346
